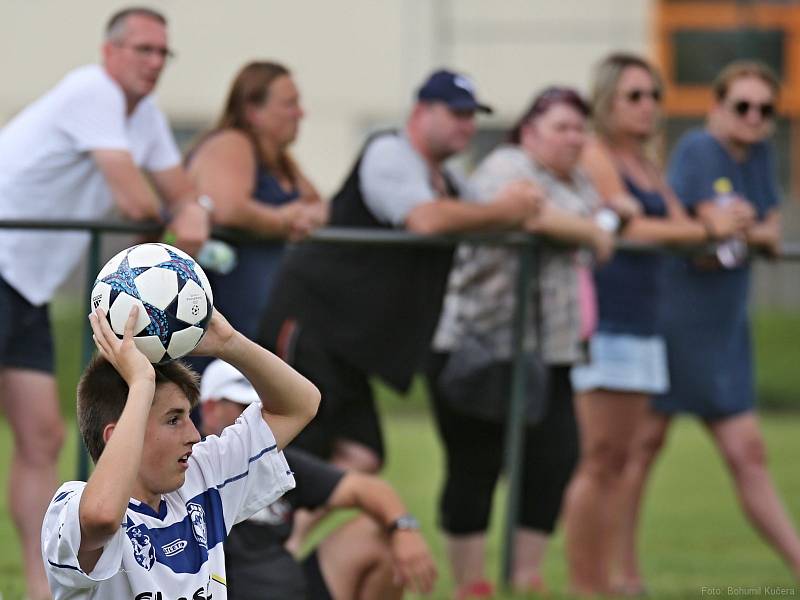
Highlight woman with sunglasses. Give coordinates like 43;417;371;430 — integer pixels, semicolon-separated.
426;86;614;599
614;60;800;594
186;61;326;340
561;53;751;596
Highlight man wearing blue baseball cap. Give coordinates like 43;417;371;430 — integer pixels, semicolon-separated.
416;69;494;114
259;68;543;475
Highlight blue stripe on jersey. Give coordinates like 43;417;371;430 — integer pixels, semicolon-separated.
128;498;168;519
52;490;75;504
48;560;83;573
216;443;277;490
124;488;226;574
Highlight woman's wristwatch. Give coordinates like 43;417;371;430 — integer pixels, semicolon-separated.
388;513;420;534
196;194;216;214
595;208;623;234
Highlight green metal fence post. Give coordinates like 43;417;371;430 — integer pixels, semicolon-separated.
500;239;539;591
77;231;101;481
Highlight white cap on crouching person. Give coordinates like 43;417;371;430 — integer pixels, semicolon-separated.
200;359;260;405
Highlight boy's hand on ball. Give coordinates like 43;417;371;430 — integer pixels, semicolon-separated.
190;309;236;358
89;306;155;387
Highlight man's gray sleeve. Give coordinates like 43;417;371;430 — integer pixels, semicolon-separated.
358;135;438;227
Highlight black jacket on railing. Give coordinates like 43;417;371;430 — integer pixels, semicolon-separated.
258;131;456;392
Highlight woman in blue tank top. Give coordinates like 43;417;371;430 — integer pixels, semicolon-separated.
562;53;748;596
617;61;800;592
186;62;326;340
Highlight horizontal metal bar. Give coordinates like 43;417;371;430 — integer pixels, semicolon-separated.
0;219;163;235
0;219;798;259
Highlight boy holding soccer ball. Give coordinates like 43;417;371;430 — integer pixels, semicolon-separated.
41;306;319;600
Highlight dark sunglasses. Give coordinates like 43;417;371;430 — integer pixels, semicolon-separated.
730;100;775;120
624;88;662;104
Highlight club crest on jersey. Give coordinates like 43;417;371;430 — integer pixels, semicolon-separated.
126;525;156;571
187;502;208;547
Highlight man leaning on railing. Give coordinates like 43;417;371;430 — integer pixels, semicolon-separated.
0;7;210;599
258;69;543;479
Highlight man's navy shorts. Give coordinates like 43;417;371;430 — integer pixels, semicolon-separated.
0;275;55;373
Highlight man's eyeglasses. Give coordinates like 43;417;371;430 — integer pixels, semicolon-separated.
624;88;662;104
117;43;175;61
730;100;775;120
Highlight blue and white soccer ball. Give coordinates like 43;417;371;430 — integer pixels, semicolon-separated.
90;243;214;363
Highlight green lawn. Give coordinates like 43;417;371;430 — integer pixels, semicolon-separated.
0;299;797;599
753;311;800;410
1;409;799;599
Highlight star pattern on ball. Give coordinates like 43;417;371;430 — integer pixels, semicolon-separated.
154;249;203;289
99;255;139;298
144;305;171;345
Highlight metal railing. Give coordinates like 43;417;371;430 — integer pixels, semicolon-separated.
1;218;799;593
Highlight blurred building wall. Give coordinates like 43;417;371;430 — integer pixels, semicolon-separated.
0;0;652;195
2;0;797;308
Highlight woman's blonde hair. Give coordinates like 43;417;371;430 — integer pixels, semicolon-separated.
590;52;664;140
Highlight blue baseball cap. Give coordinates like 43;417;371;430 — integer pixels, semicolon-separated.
416;69;493;114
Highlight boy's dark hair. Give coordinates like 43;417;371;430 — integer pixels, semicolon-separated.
77;355;199;463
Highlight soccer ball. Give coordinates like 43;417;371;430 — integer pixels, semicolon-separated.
90;243;214;363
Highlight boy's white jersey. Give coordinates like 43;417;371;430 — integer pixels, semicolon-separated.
42;403;295;600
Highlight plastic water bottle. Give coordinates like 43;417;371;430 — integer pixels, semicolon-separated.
196;240;237;275
712;177;748;269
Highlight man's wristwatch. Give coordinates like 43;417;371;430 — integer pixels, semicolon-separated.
388;513;420;534
196;194;215;214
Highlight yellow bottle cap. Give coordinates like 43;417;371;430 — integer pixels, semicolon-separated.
713;177;732;195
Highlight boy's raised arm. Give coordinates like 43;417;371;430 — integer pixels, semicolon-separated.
77;307;155;572
193;311;320;450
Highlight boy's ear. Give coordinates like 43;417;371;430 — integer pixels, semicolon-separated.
102;422;117;446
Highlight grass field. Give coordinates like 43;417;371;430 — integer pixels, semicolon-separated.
0;300;798;599
2;405;799;599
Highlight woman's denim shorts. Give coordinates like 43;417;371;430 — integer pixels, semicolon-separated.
570;332;669;395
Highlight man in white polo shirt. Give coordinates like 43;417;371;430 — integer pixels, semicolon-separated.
0;7;210;598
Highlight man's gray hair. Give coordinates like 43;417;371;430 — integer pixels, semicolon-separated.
105;6;167;42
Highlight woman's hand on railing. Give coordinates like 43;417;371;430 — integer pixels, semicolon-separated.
494;179;544;228
700;200;754;240
167;201;211;256
277;201;328;241
606;192;642;220
591;227;616;264
747;217;782;259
